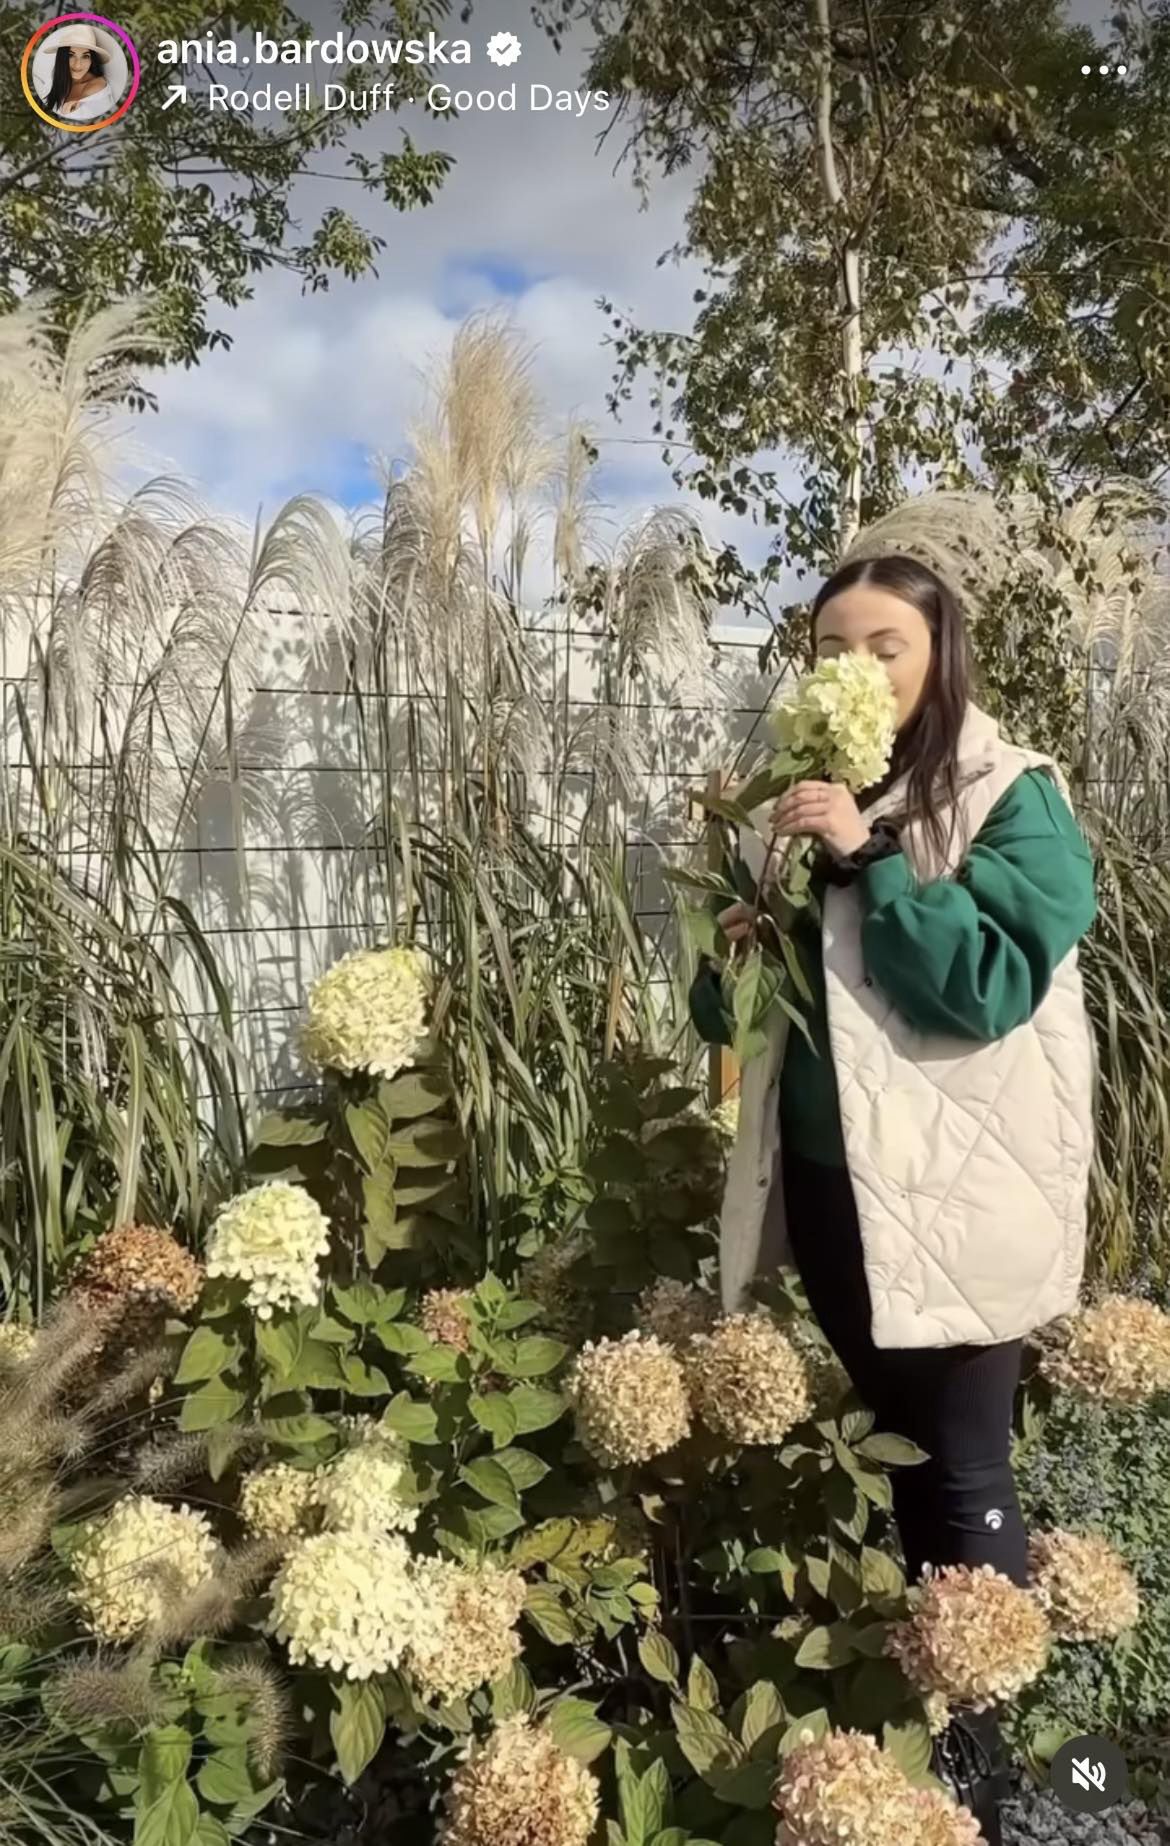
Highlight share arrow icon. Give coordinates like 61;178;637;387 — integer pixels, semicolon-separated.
161;84;187;110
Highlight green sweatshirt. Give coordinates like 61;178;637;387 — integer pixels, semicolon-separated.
688;769;1097;1167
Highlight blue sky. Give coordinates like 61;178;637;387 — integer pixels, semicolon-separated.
140;0;1119;613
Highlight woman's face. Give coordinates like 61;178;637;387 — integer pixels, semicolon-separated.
68;47;93;78
813;584;933;731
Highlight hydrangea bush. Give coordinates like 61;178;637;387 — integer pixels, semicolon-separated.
0;961;1165;1843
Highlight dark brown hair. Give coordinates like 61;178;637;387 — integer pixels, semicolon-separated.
810;552;971;860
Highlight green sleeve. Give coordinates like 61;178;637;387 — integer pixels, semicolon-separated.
686;838;751;1048
858;769;1097;1041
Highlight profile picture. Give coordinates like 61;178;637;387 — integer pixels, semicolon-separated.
26;16;136;131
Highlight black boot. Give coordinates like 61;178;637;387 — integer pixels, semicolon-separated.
930;1707;1012;1844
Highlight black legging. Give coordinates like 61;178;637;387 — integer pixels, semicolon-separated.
783;1148;1028;1587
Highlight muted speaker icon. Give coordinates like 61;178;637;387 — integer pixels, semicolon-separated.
1050;1735;1127;1814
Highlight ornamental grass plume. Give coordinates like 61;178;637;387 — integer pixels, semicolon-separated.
420;1287;474;1352
637;1277;718;1348
885;1564;1051;1710
684;1312;813;1446
302;943;429;1078
408;1560;526;1704
71;1497;221;1643
269;1529;421;1680
773;1727;981;1846
73;1223;203;1319
768;651;898;793
205;1181;331;1318
238;1461;319;1539
440;1714;599;1846
566;1331;690;1467
1027;1528;1141;1642
1037;1294;1170;1405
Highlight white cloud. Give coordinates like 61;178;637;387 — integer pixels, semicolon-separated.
137;1;798;610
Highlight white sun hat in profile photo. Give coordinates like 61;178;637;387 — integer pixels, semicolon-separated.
33;19;130;121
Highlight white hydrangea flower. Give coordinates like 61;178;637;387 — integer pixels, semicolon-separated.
205;1182;331;1319
238;1462;318;1539
710;1095;739;1144
303;944;430;1078
316;1428;418;1535
768;651;897;792
72;1497;221;1643
269;1530;422;1680
0;1322;37;1364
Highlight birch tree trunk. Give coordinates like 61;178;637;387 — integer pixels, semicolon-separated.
813;0;864;553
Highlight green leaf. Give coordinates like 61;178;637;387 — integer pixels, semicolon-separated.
330;1680;386;1786
882;1718;933;1785
860;1547;906;1599
779;1709;829;1755
744;1546;786;1574
340;1355;391;1396
378;1070;450;1120
259;1411;336;1447
346;1101;392;1173
638;1630;681;1686
253;1114;327;1147
178;1378;246;1432
492;1447;550;1491
523;1585;578;1646
374;1321;430;1355
508;1385;566;1433
794;1624;857;1669
460;1457;520;1512
383;1393;440;1445
194;1821;229;1846
466;1504;526;1544
671;1703;744;1777
621;1756;670;1844
331;1282;388;1326
740;1681;786;1755
706;1758;777;1809
195;1748;256;1806
471;1392;519;1447
687;1656;721;1711
310;1312;355;1346
547;1696;612;1764
857;1434;929;1467
408;1346;465;1382
174;1327;239;1386
508;1336;569;1378
491;1661;536;1721
134;1727;198;1846
508;1519;573;1569
385;1120;463;1166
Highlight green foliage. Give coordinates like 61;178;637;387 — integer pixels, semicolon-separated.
1012;1370;1170;1799
0;2;456;369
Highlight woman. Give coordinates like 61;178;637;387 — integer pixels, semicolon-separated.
689;552;1097;1843
41;28;113;123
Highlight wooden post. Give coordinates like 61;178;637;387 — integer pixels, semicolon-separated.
704;768;739;1112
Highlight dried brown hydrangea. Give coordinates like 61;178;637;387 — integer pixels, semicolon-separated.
566;1331;690;1467
636;1277;717;1348
420;1288;474;1353
407;1562;527;1705
774;1726;981;1846
74;1224;203;1320
440;1715;599;1846
885;1564;1051;1710
1038;1294;1170;1405
684;1312;812;1446
1027;1528;1140;1642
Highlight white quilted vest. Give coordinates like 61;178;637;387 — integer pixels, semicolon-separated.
719;704;1096;1349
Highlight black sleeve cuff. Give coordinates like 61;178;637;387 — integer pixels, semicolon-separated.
823;819;904;887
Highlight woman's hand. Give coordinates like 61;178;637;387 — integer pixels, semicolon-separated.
714;901;758;956
771;780;871;859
